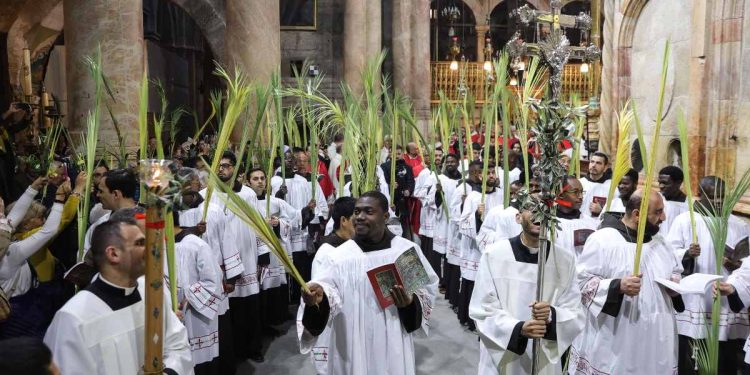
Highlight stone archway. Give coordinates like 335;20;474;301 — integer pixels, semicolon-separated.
6;0;62;89
169;0;225;62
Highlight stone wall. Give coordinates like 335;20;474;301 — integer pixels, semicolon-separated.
280;0;345;101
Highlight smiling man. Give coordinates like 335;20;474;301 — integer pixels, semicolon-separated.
554;176;599;257
45;217;192;374
298;191;438;374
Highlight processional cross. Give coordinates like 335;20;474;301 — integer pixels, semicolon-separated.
503;1;600;374
506;0;600;102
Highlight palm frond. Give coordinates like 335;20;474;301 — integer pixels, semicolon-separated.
604;101;633;213
206;168;309;292
202;64;253;221
633;40;671;275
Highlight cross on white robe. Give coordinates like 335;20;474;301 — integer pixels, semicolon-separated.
180;201;238;315
167;234;223;365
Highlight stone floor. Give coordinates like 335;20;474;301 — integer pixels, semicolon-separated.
238;295;480;374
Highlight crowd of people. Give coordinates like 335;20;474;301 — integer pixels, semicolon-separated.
1;100;750;375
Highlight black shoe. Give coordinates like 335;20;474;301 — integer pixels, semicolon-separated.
249;353;265;363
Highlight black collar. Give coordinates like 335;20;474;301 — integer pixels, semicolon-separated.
509;235;546;264
600;214;651;243
354;230;395;253
85;276;141;311
557;209;581;220
444;170;462;180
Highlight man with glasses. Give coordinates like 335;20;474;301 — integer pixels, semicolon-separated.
554;176;599;258
201;150;266;363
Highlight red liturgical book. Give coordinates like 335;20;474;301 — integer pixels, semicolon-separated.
592;196;607;206
366;247;430;309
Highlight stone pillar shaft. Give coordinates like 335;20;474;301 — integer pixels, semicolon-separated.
63;0;144;148
344;0;381;95
225;0;280;140
476;25;489;62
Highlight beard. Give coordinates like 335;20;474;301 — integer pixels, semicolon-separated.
644;220;661;238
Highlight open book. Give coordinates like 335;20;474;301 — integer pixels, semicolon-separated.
655;273;723;295
367;247;430;309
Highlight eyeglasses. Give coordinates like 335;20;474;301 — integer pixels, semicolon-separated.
219;163;234;170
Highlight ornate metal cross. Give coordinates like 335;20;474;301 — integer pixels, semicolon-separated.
506;0;601;102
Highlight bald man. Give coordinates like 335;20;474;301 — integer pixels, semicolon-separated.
569;190;684;374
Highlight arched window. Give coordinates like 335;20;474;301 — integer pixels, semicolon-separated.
430;0;478;61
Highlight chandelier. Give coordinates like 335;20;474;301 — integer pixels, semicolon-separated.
441;4;461;23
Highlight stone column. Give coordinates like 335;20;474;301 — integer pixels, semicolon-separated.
476;25;489;62
686;0;709;191
392;0;430;133
411;0;432;133
344;0;381;95
63;0;144;147
225;0;280;140
392;0;412;96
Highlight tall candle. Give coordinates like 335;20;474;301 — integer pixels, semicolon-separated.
41;88;51;128
22;48;32;98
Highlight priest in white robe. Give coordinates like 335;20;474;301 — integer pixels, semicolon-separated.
553;176;602;258
271;150;328;303
667;176;750;374
458;163;504;330
658;166;689;235
430;154;462;291
44;217;193;375
246;167;302;328
471;196;584;374
168;217;223;373
602;169;638;218
569;190;684;374
718;258;750;368
579;152;613;219
298;191;438;375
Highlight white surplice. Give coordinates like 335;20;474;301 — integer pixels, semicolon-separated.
168;234;223;364
470;240;584;375
553;216;599;258
202;185;260;298
579;177;612;219
297;242;337;374
726;259;750;363
667;211;750;340
271;174;329;253
253;196;301;289
477;206;521;251
447;182;473;267
660;198;689;236
458;190;504;281
414;168;438;238
297;237;439;375
44;275;194;375
569;229;682;374
432;174;460;255
180;202;238;315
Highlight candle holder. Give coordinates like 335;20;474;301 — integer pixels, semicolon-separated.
138;158;173;375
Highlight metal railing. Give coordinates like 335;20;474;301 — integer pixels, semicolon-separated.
430;61;599;104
